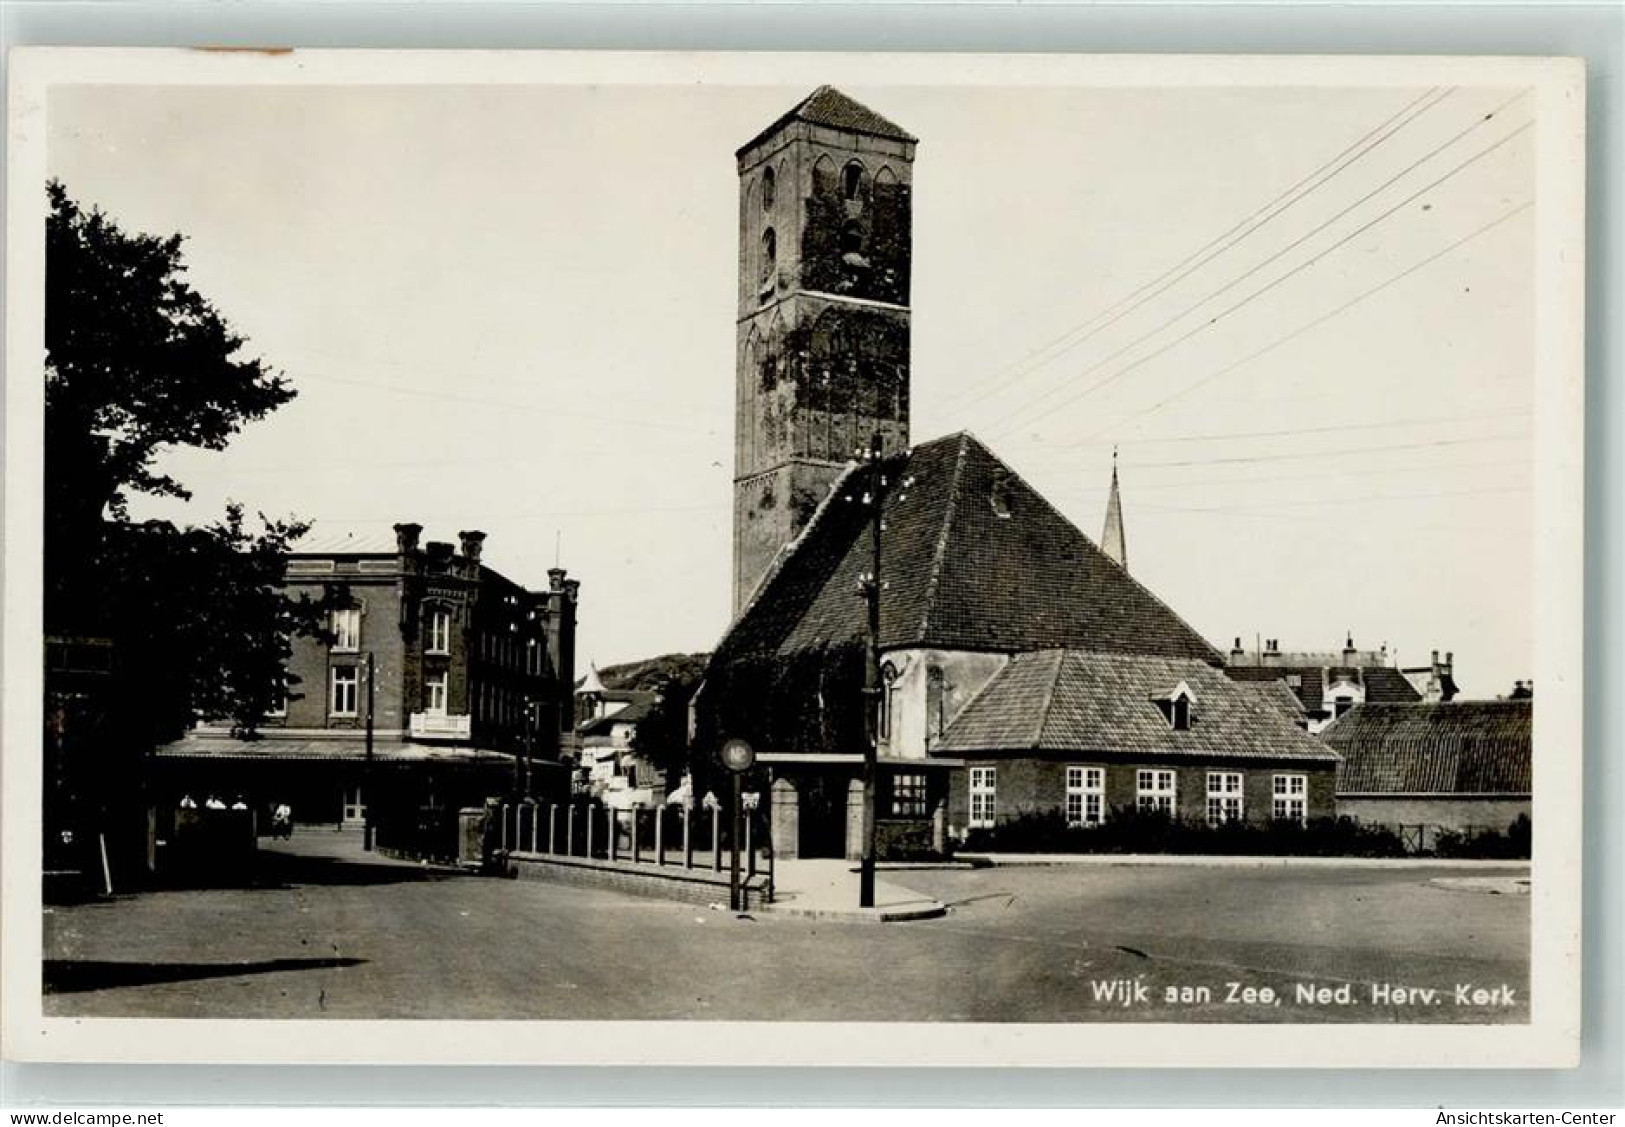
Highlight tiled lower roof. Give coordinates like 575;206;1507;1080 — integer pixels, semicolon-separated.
1324;701;1532;794
933;650;1338;763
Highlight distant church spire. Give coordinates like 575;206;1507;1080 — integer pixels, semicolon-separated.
1102;448;1128;571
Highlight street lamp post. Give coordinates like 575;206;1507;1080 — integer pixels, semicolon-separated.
857;431;888;909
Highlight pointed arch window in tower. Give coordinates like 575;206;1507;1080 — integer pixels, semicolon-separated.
761;165;776;211
842;161;863;202
760;227;777;295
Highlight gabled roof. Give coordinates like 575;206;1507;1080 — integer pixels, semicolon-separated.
1323;701;1532;794
577;697;658;736
713;432;1223;666
1363;667;1425;704
737;85;917;156
933;650;1336;762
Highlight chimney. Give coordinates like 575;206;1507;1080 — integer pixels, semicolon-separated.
544;568;579;750
1230;637;1245;664
458;529;487;563
1261;639;1279;667
393;522;423;554
1343;632;1358;666
425;540;454;563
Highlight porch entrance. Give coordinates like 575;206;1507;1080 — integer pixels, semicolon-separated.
796;772;851;859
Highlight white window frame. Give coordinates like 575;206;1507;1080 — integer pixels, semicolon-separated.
331;666;359;717
266;685;288;719
332;607;362;653
1065;766;1104;827
1136;768;1177;816
427;607;451;655
969;767;997;829
1273;774;1308;824
425;671;448;716
1206;771;1244;826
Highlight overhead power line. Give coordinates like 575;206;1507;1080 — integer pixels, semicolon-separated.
1120;431;1525;470
1049;457;1527;495
1024;407;1530;450
985;93;1530;439
940;86;1453;414
1095;197;1534;438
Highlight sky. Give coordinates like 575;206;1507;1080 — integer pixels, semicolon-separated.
46;78;1536;697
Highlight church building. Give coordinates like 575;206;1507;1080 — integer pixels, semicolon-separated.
697;88;1338;860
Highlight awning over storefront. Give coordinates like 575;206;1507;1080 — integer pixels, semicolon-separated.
154;732;544;767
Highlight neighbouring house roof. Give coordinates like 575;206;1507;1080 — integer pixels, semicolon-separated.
576;665;608;695
1225;664;1421;712
292;527;401;555
713;432;1223;666
1323;701;1532;795
933;650;1338;763
577;697;658;737
738;85;917;156
153;732;522;766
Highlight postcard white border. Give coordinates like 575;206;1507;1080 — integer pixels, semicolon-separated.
2;47;1587;1069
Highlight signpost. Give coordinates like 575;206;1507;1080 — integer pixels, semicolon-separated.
719;738;755;911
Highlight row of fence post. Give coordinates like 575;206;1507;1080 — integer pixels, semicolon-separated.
496;800;758;877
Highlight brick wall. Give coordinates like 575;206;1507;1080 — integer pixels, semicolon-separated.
506;852;770;910
1338;795;1530;835
946;755;1338;833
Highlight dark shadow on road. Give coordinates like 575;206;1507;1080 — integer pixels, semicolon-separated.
161;847;470;891
44;956;365;994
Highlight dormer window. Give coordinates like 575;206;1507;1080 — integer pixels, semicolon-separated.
1154;681;1197;731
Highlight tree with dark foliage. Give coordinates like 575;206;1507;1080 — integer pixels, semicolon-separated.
45;180;324;744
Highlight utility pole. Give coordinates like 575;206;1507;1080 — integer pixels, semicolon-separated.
857;431;888;909
363;651;376;852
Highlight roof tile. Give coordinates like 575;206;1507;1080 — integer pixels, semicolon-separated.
1324;701;1532;794
935;650;1338;763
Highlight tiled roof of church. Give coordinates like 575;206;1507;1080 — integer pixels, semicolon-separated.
1323;700;1532;794
713;432;1223;665
933;650;1336;761
737;85;917;155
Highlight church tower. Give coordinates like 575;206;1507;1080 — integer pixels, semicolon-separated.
731;87;917;615
1102;450;1128;571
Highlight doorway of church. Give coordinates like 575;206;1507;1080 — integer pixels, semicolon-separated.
796;771;853;859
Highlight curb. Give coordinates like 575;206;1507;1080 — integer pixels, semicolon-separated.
956;853;1532;870
762;899;948;924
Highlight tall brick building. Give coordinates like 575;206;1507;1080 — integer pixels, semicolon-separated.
732;86;916;615
153;524;578;843
700;89;1336;860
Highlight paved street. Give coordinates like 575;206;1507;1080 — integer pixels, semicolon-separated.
44;829;1529;1023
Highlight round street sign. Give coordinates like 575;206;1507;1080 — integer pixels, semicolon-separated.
719;738;756;773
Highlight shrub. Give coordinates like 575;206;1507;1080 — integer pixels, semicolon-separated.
962;807;1407;857
1434;814;1532;860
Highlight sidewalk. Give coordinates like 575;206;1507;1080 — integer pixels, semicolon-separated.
766;859;945;922
957;852;1533;870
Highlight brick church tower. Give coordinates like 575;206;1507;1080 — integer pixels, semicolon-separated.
731;87;917;615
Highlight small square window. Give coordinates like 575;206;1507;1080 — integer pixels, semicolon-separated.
891;773;928;818
332;607;361;652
